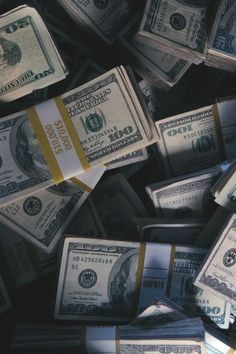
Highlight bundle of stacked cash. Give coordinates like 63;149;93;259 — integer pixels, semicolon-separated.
0;5;68;102
155;97;236;177
57;0;136;43
194;212;236;305
12;298;206;354
206;0;236;72
0;65;158;206
0;223;57;290
137;0;216;64
0;275;11;315
118;23;191;90
130;217;205;244
54;236;231;328
0;165;106;253
90;173;148;239
211;159;236;212
146;167;221;219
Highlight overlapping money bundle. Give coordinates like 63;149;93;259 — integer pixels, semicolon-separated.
2;1;236;353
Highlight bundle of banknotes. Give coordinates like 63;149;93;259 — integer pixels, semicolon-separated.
2;0;236;353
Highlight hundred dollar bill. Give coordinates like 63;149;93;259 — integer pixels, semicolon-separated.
206;0;236;72
167;246;231;329
57;0;136;43
0;222;57;290
137;0;215;64
91;173;148;239
0;275;11;314
119;22;191;90
130;217;205;244
54;237;230;327
156;98;236;177
194;212;236;305
0;5;67;102
0;66;158;206
0;165;106;253
146;167;221;219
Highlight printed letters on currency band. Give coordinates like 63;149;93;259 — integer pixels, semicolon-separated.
166;245;176;296
27;97;90;184
70;177;93;193
27;106;64;184
54;96;90;171
131;242;146;320
212;104;227;161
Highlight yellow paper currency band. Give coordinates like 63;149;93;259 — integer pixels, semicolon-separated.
54;96;90;171
166;245;176;296
27;107;64;184
130;242;146;320
70;177;93;193
116;326;120;354
212;104;227;161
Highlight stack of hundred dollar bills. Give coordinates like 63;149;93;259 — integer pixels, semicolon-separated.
2;0;236;353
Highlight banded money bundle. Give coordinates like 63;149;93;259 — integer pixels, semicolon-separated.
57;0;136;43
146;167;221;219
11;297;206;354
206;0;236;73
137;0;216;64
0;5;67;102
54;236;231;328
118;23;191;90
194;212;236;306
0;66;158;207
155;97;236;177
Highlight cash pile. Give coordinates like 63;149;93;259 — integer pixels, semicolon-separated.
206;0;236;72
0;5;67;102
2;1;236;353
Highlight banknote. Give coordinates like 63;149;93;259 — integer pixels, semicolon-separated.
91;173;148;238
138;0;213;63
0;5;67;102
107;149;149;170
120;23;191;90
146;168;221;219
0;165;106;252
0;66;157;206
0;274;11;314
206;0;236;72
213;163;236;213
205;330;235;354
130;217;205;244
57;0;135;43
155;105;228;177
0;222;57;290
194;212;236;304
167;246;231;329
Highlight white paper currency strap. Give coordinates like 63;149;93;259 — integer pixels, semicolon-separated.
27;97;90;184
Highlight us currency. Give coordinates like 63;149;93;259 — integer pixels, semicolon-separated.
57;0;136;43
156;98;236;177
167;246;231;329
0;222;57;290
146;167;221;219
0;5;67;102
119;23;191;90
194;212;236;305
130;217;205;244
0;66;158;206
0;165;106;253
90;173;148;239
205;330;236;354
206;0;236;72
54;236;230;327
137;0;214;64
0;275;11;314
